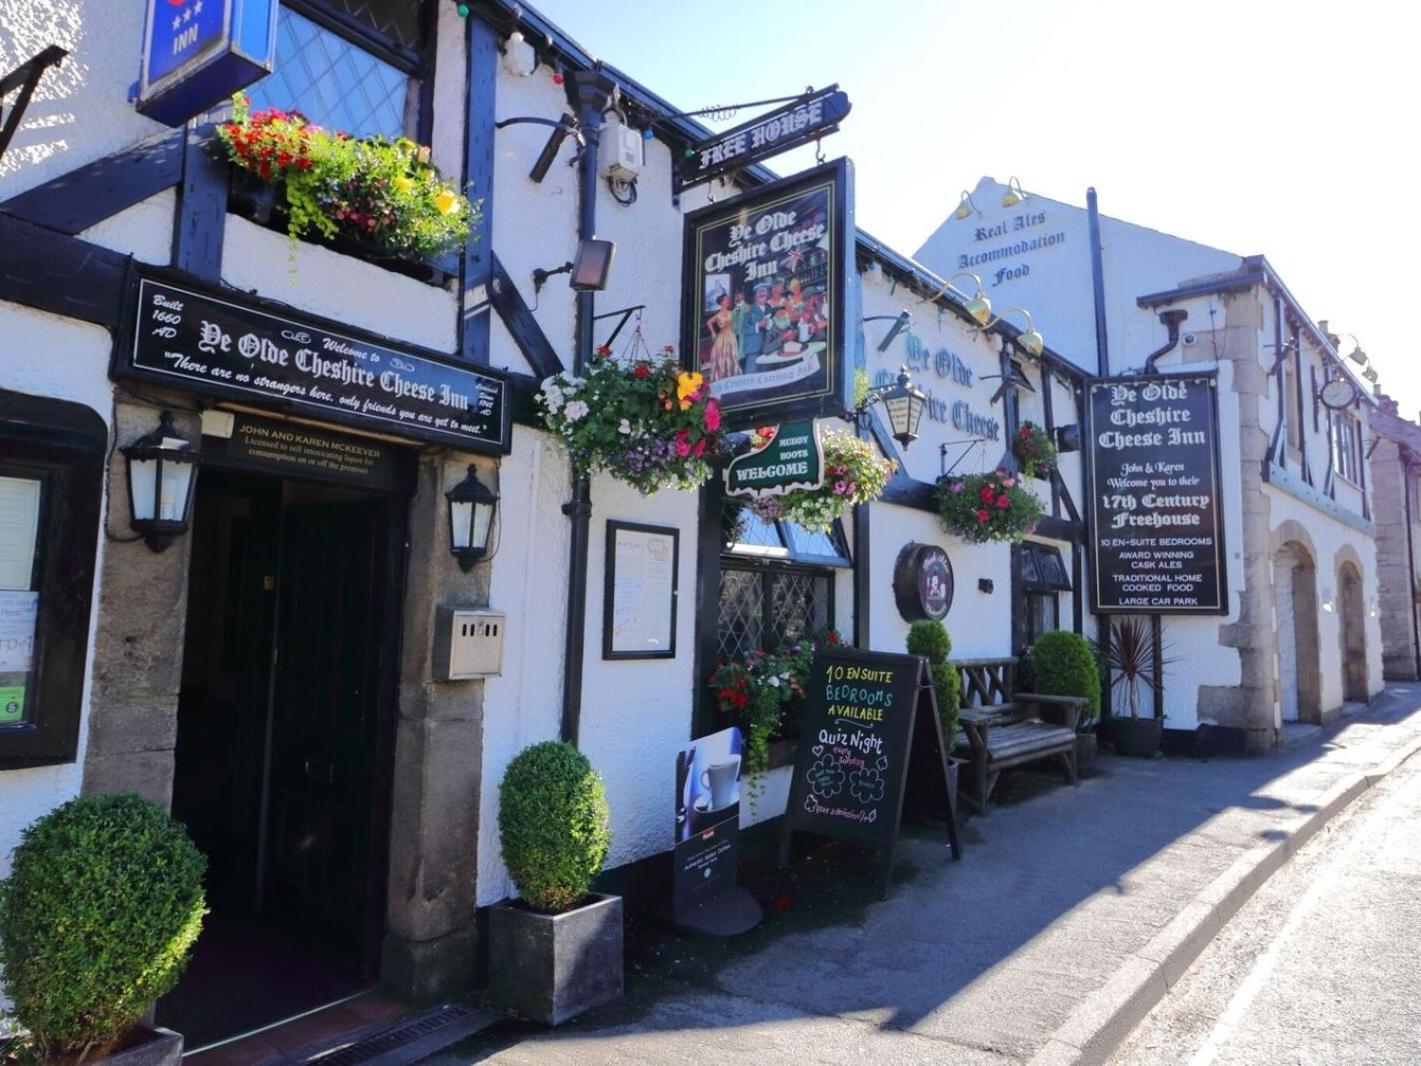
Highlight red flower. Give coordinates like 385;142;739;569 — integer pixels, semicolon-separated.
633;363;650;378
980;485;996;504
996;495;1010;509
772;895;792;911
704;399;721;431
595;345;613;358
693;437;707;458
974;508;990;522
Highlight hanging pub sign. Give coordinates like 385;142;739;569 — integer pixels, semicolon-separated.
682;158;855;427
1085;372;1227;614
780;647;960;900
673;86;852;194
892;543;954;622
117;271;511;454
136;0;277;127
723;420;825;498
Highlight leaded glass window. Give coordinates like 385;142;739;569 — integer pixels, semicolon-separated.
244;6;419;139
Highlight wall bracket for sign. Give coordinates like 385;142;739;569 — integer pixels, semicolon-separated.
779;648;961;900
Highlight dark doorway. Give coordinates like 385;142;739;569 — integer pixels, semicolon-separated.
159;468;405;1049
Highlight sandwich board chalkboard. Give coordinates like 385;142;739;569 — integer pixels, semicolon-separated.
779;647;960;899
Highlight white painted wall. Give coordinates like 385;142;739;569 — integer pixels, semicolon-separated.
0;300;114;874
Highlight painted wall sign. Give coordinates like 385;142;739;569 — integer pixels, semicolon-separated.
1085;373;1228;614
954;208;1069;289
118;274;511;454
682;159;854;426
137;0;277;127
779;647;959;899
873;333;999;439
674;87;851;193
723;421;824;498
201;414;404;491
892;543;954;622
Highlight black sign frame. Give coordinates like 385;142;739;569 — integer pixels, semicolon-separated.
115;267;512;455
673;86;851;194
779;647;959;899
1084;371;1229;615
680;158;855;428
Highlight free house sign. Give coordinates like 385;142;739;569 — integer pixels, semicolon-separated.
119;274;510;453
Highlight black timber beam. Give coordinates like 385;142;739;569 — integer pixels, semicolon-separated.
171;123;227;279
0;213;129;328
488;251;564;379
0;130;184;234
459;14;498;363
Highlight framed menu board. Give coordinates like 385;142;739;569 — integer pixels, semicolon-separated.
603;521;679;660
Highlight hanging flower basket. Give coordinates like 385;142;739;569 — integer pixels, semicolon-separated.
538;345;725;494
937;468;1044;543
746;430;895;534
215;93;477;262
1013;421;1058;478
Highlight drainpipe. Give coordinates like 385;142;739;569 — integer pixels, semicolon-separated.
1087;188;1109;376
560;69;614;747
1406;456;1421;679
1142;308;1188;374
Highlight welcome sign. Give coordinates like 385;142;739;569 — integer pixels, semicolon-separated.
723;421;825;498
681;159;854;426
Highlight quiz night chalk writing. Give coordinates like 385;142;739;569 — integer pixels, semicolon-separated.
801;662;898;825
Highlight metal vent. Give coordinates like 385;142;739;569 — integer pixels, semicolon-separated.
293;1002;490;1066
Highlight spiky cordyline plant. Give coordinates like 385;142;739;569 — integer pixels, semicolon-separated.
1105;616;1176;720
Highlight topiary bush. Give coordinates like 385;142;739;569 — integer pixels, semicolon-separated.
1027;630;1101;726
907;619;961;748
0;794;207;1063
499;741;611;914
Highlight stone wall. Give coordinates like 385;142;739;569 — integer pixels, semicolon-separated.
1370;435;1420;680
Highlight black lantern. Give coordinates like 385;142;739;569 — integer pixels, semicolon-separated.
446;464;499;571
876;367;928;449
121;410;200;552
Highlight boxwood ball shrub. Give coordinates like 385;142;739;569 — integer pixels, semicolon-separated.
1028;630;1101;724
906;619;961;748
499;740;611;914
0;794;207;1062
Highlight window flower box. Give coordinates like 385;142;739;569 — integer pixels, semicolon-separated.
215;94;476;286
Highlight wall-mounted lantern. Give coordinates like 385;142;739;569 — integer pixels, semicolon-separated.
952;190;981;220
985;306;1045;357
1001;177;1029;208
929;271;992;328
861;366;927;449
446;464;499;571
122;410;200;552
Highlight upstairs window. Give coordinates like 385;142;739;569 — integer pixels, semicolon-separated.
245;0;430;140
1333;413;1361;485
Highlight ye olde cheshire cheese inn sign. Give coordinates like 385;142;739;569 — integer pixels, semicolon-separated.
119;274;510;453
1086;374;1227;613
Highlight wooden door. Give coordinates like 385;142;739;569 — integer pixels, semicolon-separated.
263;498;388;971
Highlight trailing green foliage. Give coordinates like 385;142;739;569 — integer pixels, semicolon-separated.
1026;630;1101;724
906;619;961;747
0;794;207;1063
499;741;611;914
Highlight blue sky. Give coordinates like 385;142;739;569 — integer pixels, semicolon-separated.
529;0;1421;413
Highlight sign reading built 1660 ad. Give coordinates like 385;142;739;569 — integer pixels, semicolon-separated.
681;159;854;426
1085;373;1228;614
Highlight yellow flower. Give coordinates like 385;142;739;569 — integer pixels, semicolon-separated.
676;371;703;400
393;174;414;194
435;188;460;215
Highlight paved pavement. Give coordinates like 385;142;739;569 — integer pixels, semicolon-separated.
430;685;1421;1065
1109;720;1421;1065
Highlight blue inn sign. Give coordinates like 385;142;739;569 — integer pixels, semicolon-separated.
137;0;277;126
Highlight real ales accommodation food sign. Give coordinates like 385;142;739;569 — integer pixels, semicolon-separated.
1085;373;1228;614
681;159;854;426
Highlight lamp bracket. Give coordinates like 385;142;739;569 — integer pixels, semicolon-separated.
592;304;646;349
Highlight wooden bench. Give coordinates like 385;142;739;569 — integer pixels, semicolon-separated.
952;657;1086;813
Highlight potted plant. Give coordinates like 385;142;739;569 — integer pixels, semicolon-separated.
489;741;619;1026
538;346;725;495
1102;617;1172;758
906;619;964;806
707;632;839;801
936;468;1044;543
1024;630;1102;768
1013;421;1058;479
745;430;896;534
0;794;207;1065
214;93;476;270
